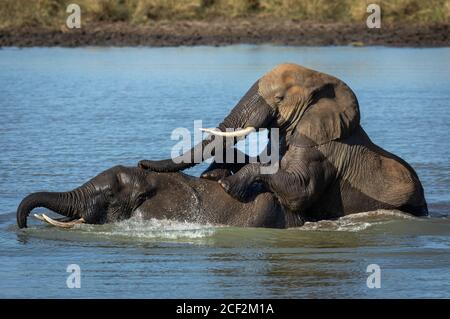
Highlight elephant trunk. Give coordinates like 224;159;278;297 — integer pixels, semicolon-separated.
17;189;85;228
216;81;272;132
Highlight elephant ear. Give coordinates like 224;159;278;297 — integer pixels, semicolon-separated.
296;80;360;145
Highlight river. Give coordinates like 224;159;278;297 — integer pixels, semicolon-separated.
0;46;449;298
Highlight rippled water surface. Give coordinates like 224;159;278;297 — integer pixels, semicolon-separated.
0;46;449;298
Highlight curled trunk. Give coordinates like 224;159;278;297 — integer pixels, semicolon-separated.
17;190;83;228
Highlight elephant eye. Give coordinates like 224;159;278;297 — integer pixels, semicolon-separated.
105;190;114;199
275;94;284;103
137;193;146;200
137;191;153;201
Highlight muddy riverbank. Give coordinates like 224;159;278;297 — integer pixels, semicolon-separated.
1;19;448;47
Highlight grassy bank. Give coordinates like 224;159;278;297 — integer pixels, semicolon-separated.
0;0;449;29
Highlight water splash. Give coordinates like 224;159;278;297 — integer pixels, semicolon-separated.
74;216;217;240
300;209;416;232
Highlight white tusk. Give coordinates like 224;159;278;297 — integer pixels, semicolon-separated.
34;214;77;223
200;126;255;138
40;214;85;229
34;214;46;222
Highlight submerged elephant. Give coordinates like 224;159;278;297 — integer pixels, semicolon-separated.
17;166;292;229
139;63;428;218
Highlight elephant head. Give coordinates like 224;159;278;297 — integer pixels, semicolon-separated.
139;63;360;171
257;63;360;145
17;166;155;228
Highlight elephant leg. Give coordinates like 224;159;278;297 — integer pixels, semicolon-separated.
219;163;321;211
258;167;326;212
217;164;260;200
219;147;330;213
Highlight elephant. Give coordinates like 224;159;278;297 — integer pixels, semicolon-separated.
138;63;428;218
17;165;293;229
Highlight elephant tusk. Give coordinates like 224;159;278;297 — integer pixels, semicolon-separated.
37;214;85;229
200;126;256;138
34;214;76;223
33;214;46;222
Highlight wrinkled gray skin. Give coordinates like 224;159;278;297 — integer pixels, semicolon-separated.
139;63;428;218
17;63;428;229
17;166;292;229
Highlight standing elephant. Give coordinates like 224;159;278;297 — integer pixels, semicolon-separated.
138;63;428;218
17;166;290;229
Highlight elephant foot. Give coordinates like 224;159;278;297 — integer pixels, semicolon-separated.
218;174;250;202
201;168;232;181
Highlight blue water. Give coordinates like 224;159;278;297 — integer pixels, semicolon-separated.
0;46;449;298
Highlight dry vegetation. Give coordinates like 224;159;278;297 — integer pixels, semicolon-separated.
0;0;448;29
